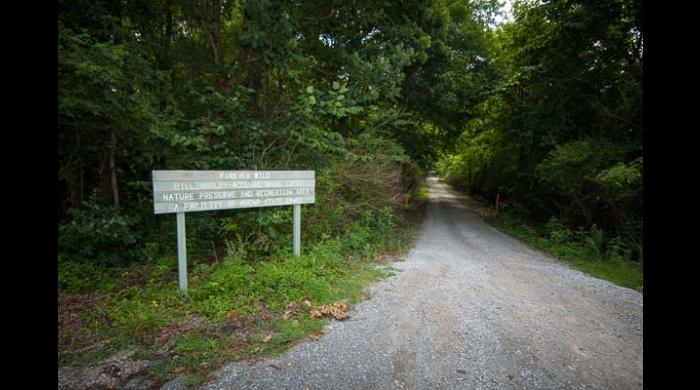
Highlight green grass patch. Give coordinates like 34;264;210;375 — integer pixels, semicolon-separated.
261;315;327;355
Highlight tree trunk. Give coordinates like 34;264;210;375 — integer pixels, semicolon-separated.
79;166;84;205
187;0;222;67
160;0;173;67
67;174;81;209
210;0;222;66
166;0;173;45
109;129;120;208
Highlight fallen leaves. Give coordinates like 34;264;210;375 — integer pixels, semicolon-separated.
308;301;349;320
262;335;272;343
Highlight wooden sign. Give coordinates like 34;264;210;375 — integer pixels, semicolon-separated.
152;170;316;293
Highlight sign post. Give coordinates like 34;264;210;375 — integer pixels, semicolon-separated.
176;212;187;291
152;170;315;293
293;204;301;256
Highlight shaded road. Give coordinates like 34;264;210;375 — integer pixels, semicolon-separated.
199;176;643;390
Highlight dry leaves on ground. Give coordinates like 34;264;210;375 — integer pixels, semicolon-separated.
308;301;349;320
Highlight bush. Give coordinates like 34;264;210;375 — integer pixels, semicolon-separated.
595;157;642;199
545;217;573;244
535;138;624;189
606;236;632;263
333;133;417;214
579;225;605;259
59;195;141;267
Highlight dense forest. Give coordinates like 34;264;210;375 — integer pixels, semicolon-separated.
58;0;504;266
58;0;642;382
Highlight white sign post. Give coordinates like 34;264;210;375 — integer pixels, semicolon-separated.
152;170;315;293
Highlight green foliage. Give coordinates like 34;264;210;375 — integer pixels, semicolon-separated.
189;203;400;320
595;157;643;198
57;0;498;193
58;196;141;267
438;0;642;262
58;257;112;293
106;297;174;336
545;217;573;244
535;139;623;189
331;133;416;215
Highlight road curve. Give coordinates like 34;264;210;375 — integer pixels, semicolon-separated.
199;176;643;390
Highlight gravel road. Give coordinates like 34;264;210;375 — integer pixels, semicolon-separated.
198;176;643;390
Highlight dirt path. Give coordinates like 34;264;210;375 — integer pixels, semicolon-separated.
199;176;643;390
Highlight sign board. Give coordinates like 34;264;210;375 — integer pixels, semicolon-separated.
152;170;316;293
152;170;315;214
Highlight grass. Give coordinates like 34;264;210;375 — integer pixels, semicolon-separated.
438;179;642;292
58;207;420;387
412;181;430;203
489;213;643;291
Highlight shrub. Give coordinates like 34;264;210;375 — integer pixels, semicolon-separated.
595;157;642;198
535;138;624;189
333;133;417;214
579;225;605;259
545;217;573;244
58;195;141;267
